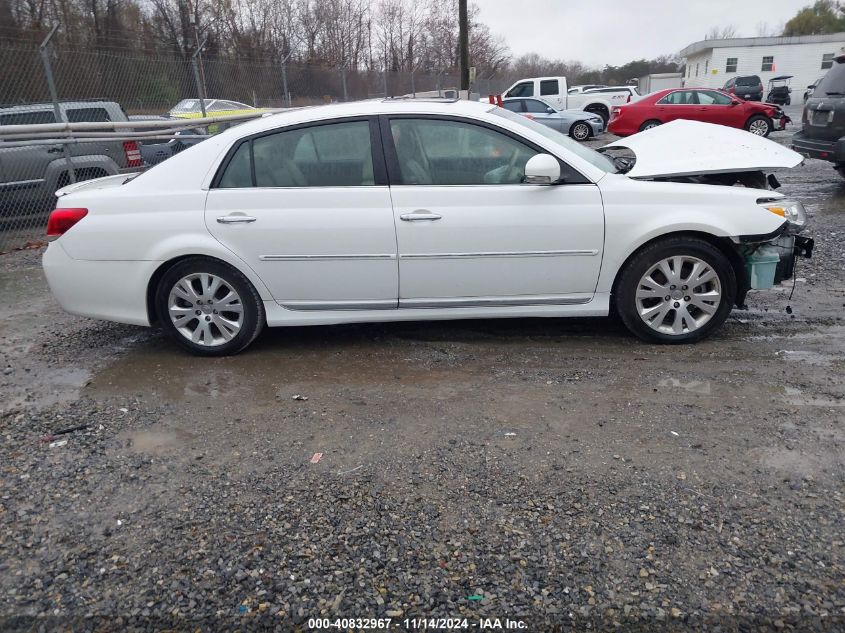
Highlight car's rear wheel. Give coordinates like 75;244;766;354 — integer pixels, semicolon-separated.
615;237;736;344
569;122;591;141
745;115;772;137
639;119;661;132
155;257;265;356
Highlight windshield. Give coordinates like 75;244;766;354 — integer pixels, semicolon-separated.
816;60;845;95
491;107;618;174
169;99;213;113
736;76;760;86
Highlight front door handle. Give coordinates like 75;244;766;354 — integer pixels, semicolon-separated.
400;211;442;222
216;215;257;224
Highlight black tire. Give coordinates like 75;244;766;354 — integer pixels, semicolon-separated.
745;114;772;137
835;165;845;180
585;105;609;125
638;119;661;132
155;257;265;356
615;237;736;344
569;121;591;141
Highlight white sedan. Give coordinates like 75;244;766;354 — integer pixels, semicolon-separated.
43;99;812;355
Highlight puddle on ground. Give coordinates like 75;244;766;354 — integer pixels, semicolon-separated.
776;350;841;366
85;338;478;405
656;378;712;395
783;386;845;408
4;367;91;411
116;428;196;455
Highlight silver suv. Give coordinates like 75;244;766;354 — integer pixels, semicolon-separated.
0;100;142;216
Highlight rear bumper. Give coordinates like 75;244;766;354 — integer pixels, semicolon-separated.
791;130;845;163
43;241;156;326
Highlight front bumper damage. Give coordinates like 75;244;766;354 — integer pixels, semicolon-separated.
734;230;814;306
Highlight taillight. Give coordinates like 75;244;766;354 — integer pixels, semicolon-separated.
123;140;142;168
626;94;631;103
47;208;88;236
610;106;622;120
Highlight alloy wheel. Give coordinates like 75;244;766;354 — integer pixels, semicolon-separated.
167;273;244;346
635;255;722;335
572;123;590;141
748;119;770;136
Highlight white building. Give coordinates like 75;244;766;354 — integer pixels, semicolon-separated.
680;33;845;96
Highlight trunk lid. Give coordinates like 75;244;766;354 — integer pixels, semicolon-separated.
601;119;802;178
55;172;140;197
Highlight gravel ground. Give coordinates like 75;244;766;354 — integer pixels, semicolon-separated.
1;116;844;631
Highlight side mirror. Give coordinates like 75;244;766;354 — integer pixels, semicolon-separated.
523;154;561;185
730;99;741;106
546;107;555;114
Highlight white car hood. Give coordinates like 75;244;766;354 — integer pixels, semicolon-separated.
602;119;802;179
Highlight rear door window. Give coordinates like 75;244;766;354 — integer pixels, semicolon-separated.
816;61;845;96
540;80;559;96
502;101;523;113
66;108;111;123
216;119;375;188
657;91;694;105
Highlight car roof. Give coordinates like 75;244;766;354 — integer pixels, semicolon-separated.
226;99;498;137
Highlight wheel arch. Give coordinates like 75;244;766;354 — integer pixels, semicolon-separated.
609;230;748;309
146;253;270;325
584;102;610;120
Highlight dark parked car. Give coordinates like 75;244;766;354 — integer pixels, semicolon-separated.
129;115;209;166
792;55;845;178
723;75;764;101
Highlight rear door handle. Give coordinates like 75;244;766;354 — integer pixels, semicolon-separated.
216;215;257;224
400;211;442;221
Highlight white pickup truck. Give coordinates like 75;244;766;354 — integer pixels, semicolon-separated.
500;77;635;124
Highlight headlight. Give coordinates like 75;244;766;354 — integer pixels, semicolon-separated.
760;199;807;234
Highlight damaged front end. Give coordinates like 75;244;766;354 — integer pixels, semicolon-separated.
734;198;814;299
601;120;814;304
600;119;803;191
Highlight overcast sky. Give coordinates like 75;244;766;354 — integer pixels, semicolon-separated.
477;0;812;66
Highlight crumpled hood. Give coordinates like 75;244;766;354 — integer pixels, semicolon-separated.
602;119;803;178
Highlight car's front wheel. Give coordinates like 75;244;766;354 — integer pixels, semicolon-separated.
155;257;265;356
745;115;772;136
615;237;736;344
569;121;591;141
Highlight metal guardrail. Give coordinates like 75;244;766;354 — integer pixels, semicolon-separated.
0;112;286;252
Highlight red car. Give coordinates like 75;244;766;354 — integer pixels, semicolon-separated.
608;88;790;137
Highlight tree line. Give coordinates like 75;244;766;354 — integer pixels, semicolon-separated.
1;0;684;86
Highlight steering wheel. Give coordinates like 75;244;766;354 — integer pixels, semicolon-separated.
502;148;523;183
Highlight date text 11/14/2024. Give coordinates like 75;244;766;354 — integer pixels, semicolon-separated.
308;617;528;629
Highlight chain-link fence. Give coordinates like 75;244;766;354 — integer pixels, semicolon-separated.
0;38;515;253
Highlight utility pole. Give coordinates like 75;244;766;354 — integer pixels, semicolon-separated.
458;0;469;92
